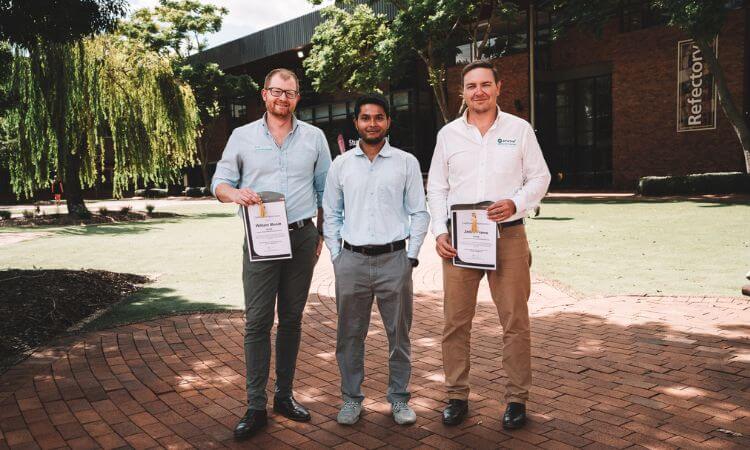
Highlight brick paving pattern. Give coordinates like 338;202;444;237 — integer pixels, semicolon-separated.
1;243;749;449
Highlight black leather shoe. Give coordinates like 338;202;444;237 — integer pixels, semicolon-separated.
234;409;267;440
273;396;311;422
442;399;468;426
502;402;527;430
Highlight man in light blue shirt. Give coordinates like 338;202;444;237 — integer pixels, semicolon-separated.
323;93;429;426
212;68;332;440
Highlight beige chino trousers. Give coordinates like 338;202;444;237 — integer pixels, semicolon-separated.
442;224;532;404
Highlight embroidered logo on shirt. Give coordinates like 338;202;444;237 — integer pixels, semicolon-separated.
497;138;517;146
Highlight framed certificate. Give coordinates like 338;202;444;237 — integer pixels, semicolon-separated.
241;191;293;262
451;202;496;270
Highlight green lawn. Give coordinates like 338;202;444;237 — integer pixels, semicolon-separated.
0;198;747;329
526;198;749;297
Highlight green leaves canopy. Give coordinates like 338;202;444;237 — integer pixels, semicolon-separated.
7;36;199;199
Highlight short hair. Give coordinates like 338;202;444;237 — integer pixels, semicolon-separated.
461;60;500;85
353;93;390;118
264;68;299;91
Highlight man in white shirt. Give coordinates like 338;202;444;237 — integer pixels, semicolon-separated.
426;60;551;430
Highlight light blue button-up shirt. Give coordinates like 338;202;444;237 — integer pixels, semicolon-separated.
211;114;332;223
323;141;430;259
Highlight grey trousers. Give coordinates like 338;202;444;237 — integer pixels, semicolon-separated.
333;247;413;404
242;222;318;410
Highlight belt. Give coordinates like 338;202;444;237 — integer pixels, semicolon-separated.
498;218;524;230
343;239;406;256
288;218;313;231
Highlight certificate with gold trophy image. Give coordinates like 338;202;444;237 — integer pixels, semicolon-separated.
450;202;496;270
241;191;292;261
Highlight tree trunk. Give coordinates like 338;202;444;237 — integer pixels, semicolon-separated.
426;65;451;124
695;37;750;173
197;136;210;189
64;150;90;219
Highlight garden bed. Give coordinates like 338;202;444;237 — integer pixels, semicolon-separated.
0;211;179;227
0;269;150;372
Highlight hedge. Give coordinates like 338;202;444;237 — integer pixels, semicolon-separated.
638;172;750;196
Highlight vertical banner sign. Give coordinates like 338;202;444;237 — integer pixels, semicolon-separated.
677;38;718;132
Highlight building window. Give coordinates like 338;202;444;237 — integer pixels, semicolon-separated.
392;91;410;112
297;107;313;121
230;101;246;120
314;105;330;124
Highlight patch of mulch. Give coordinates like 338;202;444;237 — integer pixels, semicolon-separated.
0;211;180;228
0;269;150;372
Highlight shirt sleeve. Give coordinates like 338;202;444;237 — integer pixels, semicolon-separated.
322;158;344;259
404;155;430;259
211;130;243;196
313;129;332;209
426;131;450;236
510;125;551;214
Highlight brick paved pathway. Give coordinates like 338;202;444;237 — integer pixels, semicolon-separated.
1;251;749;449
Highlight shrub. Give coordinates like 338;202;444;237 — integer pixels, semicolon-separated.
22;209;34;219
638;172;750;196
120;206;132;215
0;210;11;220
145;204;155;215
98;206;109;216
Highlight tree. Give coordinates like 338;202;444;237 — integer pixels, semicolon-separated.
0;0;126;46
552;0;750;173
121;0;257;188
305;0;519;124
6;36;199;217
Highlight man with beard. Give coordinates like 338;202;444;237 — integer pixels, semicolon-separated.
212;68;332;440
323;93;429;426
426;60;550;429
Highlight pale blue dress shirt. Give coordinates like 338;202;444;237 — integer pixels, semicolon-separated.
323;141;430;260
211;114;332;223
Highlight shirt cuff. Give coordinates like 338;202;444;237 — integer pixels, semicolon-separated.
431;220;449;237
510;195;525;217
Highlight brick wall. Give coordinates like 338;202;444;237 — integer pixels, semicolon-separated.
547;10;746;189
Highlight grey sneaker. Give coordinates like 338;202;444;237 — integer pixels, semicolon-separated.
337;401;362;425
392;401;416;425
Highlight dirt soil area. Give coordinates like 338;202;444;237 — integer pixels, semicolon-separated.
0;269;149;372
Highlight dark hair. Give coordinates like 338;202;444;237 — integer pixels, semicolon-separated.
354;93;390;118
461;60;500;85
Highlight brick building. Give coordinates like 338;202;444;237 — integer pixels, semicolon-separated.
188;1;750;190
2;1;746;202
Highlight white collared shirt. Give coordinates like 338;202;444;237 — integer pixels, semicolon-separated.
426;107;551;236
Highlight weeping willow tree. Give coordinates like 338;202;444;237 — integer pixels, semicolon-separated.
6;34;198;218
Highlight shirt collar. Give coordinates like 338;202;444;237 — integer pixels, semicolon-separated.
461;105;503;130
261;112;299;133
353;139;393;158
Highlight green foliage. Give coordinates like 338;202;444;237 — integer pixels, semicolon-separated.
551;0;729;40
119;205;131;215
0;210;10;220
175;62;257;124
145;204;155;215
119;0;227;58
304;4;396;94
0;0;126;46
305;0;519;122
98;206;109;216
21;209;34;219
7;35;199;199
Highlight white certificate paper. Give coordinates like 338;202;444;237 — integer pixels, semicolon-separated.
451;207;497;270
241;193;292;262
